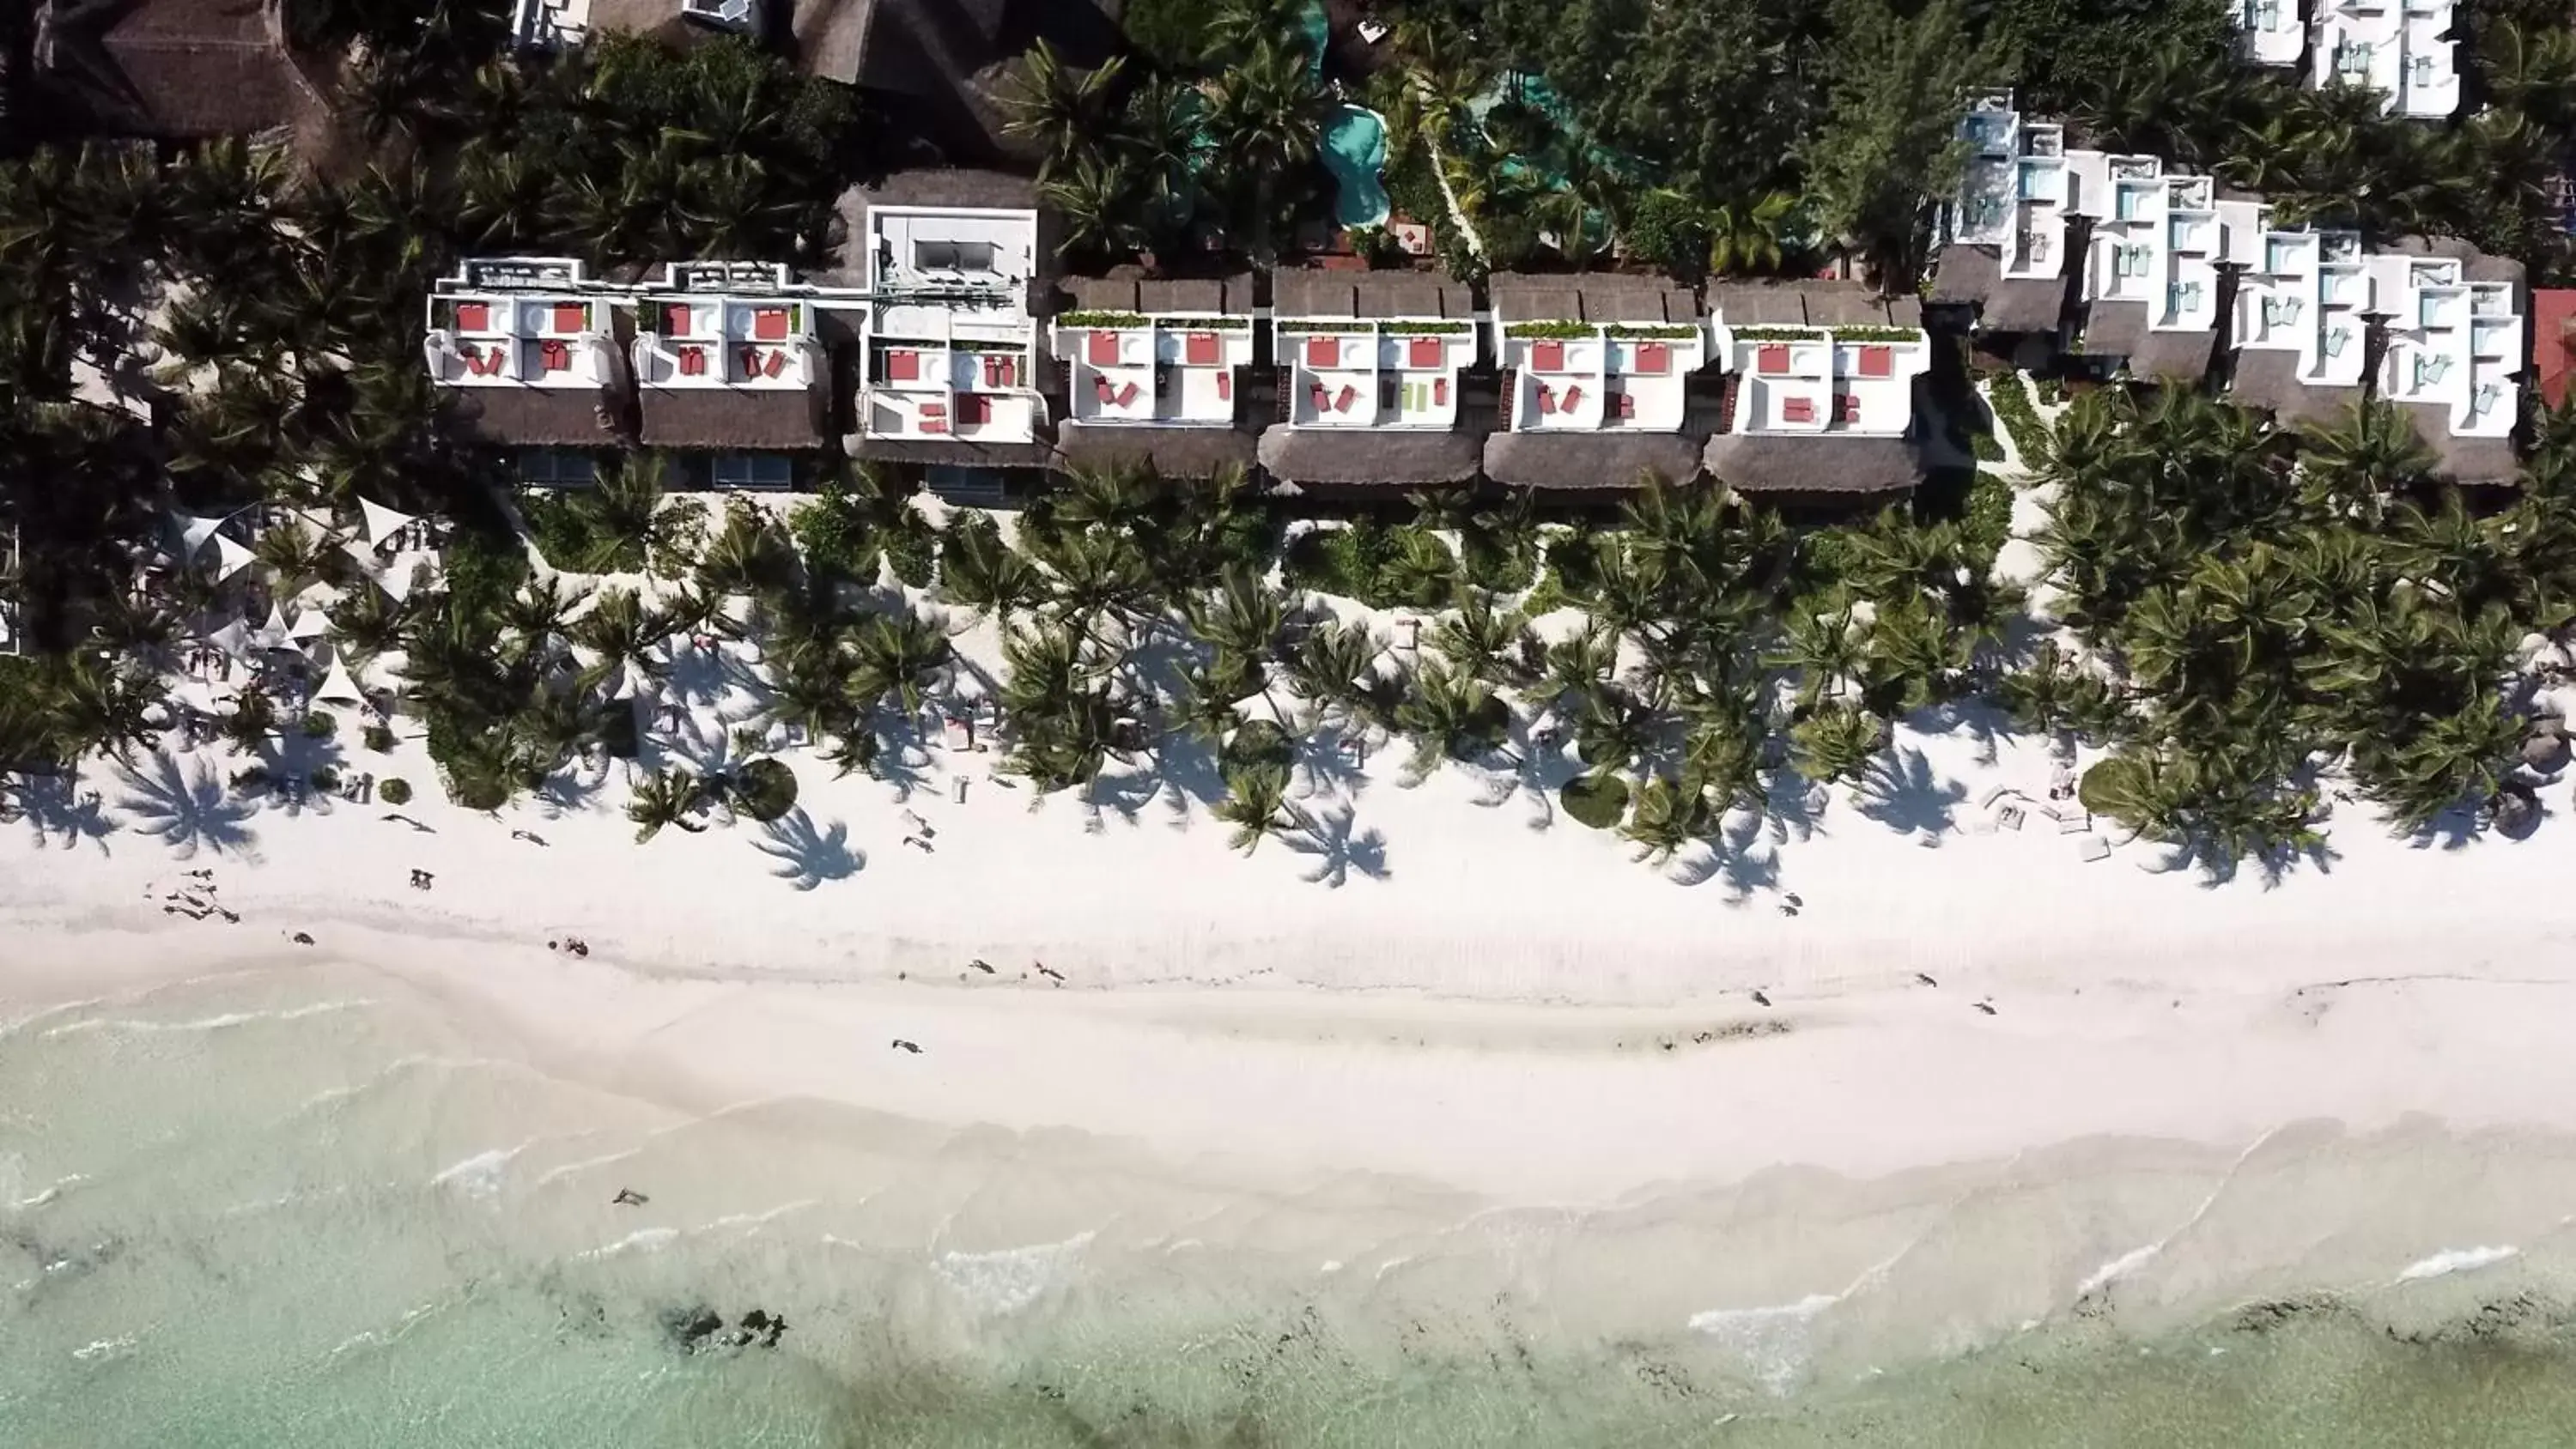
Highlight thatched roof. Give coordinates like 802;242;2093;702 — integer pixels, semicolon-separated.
636;386;829;451
1482;431;1704;489
452;389;630;448
1702;432;1922;494
1058;272;1257;316
36;0;320;137
1928;243;2071;335
1256;427;1483;486
2080;301;2219;382
1487;272;1698;325
1706;280;1920;330
858;166;1036;211
1055;421;1257;477
851;433;1058;468
2397;402;2521;487
2228;350;2364;430
1273;268;1474;320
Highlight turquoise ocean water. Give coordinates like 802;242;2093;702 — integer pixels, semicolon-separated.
8;961;2576;1448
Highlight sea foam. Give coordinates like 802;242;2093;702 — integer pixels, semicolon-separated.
2393;1246;2519;1283
933;1232;1096;1317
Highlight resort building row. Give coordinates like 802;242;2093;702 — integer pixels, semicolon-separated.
2231;0;2461;118
425;173;1938;500
1936;91;2525;482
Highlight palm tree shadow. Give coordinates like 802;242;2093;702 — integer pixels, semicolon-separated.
10;776;116;857
1920;698;2014;769
115;753;259;861
1764;770;1826;844
1854;747;1968;839
1283;800;1389;888
751;809;864;890
1714;806;1781;900
1291;722;1372;803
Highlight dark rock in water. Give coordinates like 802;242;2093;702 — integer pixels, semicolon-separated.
2232;1294;2338;1336
665;1306;726;1352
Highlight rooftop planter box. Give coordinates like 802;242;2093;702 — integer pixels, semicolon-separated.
1157;317;1253;331
1277;319;1374;334
1058;310;1149;329
1505;321;1595;340
1727;325;1826;342
1606;324;1702;341
1394;321;1473;335
1830;324;1924;343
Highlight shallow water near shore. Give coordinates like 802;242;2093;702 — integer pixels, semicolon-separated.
9;961;2576;1448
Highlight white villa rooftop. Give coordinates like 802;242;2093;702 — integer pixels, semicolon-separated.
1707;282;1929;439
512;0;764;52
2370;246;2523;440
1268;272;1478;430
2234;0;2306;65
425;258;616;391
1048;276;1255;430
1487;275;1707;435
633;262;829;394
2314;0;2460;118
855;186;1044;451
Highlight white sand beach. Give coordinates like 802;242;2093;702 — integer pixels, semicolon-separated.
10;643;2576;1214
15;653;2576;1433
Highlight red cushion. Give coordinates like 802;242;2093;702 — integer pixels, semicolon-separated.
1185;332;1219;366
1757;343;1789;375
752;307;789;341
1531;339;1564;371
1858;345;1894;378
455;301;489;332
551;303;585;334
1088;330;1119;366
1637;343;1670;373
1305;336;1338;368
1409;336;1442;368
1783;396;1814;422
887;349;919;381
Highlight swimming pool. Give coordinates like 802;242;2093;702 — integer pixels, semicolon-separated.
1321;104;1390;229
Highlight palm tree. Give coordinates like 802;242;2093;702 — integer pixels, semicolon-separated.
1789;701;1885;785
693;502;798;601
627;765;707;842
846;609;951;718
1203;35;1327;256
1621;773;1716;864
1214;760;1295;854
1705;191;1798;275
1001;40;1128;181
1188;564;1285;668
938;512;1044;619
1772;606;1865;712
2351;696;2523;832
1042;153;1145;264
46;651;162;763
1394;660;1509;776
2302;399;2434;506
568;585;664;699
1430;590;1535;688
497;576;581;672
760;643;858;745
1286;619;1386;727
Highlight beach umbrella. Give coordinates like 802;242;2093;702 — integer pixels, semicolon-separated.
339;537;380;574
359;499;419;553
211;533;258;583
289;609;333;641
372;561;416;603
205;620;252;658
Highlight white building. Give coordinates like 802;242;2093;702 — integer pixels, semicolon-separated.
511;0;763;53
1941;92;2251;379
1256;270;1485;489
2229;224;2376;427
1701;282;1934;497
852;181;1048;459
1482;274;1710;489
630;259;859;477
2368;244;2524;445
423;258;627;466
1047;275;1260;477
2312;0;2460;118
2234;0;2307;67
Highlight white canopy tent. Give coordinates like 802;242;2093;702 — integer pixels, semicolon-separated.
313;658;368;706
288;609;333;641
358;499;420;553
210;533;258;584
